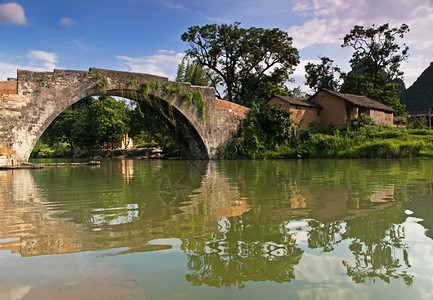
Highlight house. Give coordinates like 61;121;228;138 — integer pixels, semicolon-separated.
267;89;394;128
309;89;394;127
267;95;321;130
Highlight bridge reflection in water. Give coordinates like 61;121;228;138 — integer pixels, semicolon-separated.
1;159;432;297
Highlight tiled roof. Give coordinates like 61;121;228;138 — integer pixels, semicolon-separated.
321;89;394;113
272;95;322;108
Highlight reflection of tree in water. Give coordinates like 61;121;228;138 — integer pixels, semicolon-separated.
343;224;413;285
182;216;303;289
307;220;344;252
158;172;195;208
307;211;413;286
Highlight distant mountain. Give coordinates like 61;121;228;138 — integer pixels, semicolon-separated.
400;62;433;112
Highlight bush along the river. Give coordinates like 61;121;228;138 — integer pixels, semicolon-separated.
219;112;433;159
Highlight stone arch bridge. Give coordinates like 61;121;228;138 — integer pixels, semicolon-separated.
0;68;250;163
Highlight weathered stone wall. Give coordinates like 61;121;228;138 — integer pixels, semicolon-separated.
214;99;250;149
215;99;250;119
0;68;249;162
0;93;33;162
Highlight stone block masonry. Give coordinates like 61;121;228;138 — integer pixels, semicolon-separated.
0;68;250;163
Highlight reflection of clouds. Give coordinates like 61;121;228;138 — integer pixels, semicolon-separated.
295;253;365;300
403;217;433;300
295;253;348;283
297;285;365;300
0;285;31;300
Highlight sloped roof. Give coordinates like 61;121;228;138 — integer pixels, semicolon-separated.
271;95;322;108
320;89;394;113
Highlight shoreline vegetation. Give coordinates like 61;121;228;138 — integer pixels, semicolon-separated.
32;111;433;160
217;110;433;160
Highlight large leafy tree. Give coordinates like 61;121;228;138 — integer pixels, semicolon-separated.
181;22;299;107
72;96;130;149
305;56;342;92
305;23;409;116
342;23;409;88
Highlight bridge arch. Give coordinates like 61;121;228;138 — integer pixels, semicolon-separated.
0;68;250;162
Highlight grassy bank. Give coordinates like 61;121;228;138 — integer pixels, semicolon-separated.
219;110;433;159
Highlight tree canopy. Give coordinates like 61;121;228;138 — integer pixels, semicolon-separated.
181;22;299;107
305;23;409;116
72;96;130;150
342;23;409;87
305;56;342;92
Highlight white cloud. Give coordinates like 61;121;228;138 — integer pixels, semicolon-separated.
0;61;20;80
117;51;184;79
0;61;51;81
155;0;188;11
208;17;233;24
288;0;433;87
0;2;26;25
26;50;58;70
289;0;433;49
60;17;74;27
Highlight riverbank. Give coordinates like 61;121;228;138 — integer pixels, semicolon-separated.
219;121;433;159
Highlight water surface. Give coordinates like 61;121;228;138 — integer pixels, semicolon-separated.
1;159;433;299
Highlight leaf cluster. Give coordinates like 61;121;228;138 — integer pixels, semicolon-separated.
181;22;299;107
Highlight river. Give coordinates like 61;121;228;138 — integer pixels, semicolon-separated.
0;159;432;299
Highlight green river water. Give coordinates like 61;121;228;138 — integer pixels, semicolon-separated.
1;159;433;299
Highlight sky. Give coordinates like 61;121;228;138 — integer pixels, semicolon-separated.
0;0;432;93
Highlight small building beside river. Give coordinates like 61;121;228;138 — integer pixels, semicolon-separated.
268;89;394;128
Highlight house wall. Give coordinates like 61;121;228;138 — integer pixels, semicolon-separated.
369;109;393;126
267;97;320;130
310;91;347;127
0;79;17;94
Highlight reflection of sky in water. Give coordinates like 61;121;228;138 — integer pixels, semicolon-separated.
402;217;433;300
89;204;139;227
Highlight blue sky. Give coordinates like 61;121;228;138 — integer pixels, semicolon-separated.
1;0;432;92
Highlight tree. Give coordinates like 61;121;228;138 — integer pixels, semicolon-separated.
39;97;93;153
72;96;130;149
306;23;409;116
305;56;342;92
175;58;215;87
181;22;299;107
342;23;409;88
128;101;180;151
340;72;406;116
